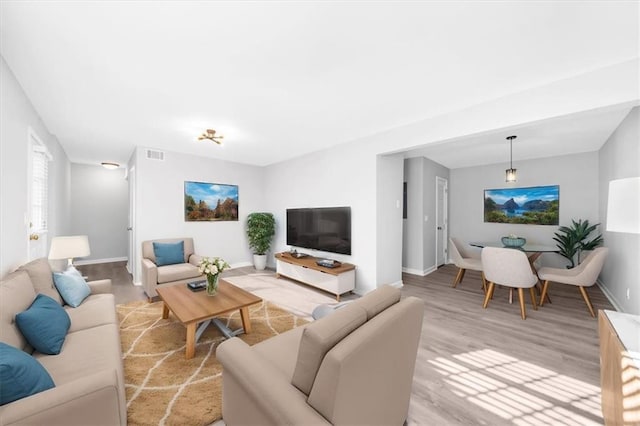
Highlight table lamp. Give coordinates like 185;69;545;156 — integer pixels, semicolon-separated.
48;235;91;267
606;177;640;234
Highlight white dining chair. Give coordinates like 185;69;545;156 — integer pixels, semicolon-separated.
449;238;486;290
537;247;609;317
481;247;539;319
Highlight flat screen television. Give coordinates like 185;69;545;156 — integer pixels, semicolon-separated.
286;207;351;255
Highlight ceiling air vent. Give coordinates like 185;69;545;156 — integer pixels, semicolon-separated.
145;149;165;161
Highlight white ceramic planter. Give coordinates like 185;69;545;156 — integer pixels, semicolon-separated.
253;254;267;270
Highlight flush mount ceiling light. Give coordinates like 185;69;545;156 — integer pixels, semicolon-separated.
101;162;119;170
505;135;517;182
198;129;224;145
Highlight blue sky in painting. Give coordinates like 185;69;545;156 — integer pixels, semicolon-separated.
185;181;238;208
485;185;559;205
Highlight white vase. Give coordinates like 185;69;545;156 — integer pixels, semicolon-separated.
253;254;267;270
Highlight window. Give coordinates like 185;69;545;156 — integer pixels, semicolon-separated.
29;129;51;233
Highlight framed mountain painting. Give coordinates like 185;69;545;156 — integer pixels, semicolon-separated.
484;185;559;225
184;181;239;221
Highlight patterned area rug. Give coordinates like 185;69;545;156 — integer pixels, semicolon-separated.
118;300;307;426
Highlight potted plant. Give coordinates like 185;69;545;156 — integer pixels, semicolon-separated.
246;212;276;270
552;219;603;268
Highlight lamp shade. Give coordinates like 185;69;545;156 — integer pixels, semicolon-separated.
48;235;91;260
606;177;640;234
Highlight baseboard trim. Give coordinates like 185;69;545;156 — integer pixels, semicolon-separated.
388;280;404;289
402;266;436;277
75;257;128;266
230;261;253;269
597;280;623;312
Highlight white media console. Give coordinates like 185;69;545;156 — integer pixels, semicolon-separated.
275;252;356;301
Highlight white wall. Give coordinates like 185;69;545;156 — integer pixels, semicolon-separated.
264;140;380;295
0;56;71;276
376;154;404;287
598;107;639;314
449;152;600;268
132;147;265;283
402;157;450;275
402;158;424;273
70;164;128;263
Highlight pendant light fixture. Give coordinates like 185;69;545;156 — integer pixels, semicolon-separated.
505;135;517;182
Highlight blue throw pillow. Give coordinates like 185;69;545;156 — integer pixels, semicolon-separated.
53;266;91;307
15;294;71;355
153;241;185;266
0;342;55;405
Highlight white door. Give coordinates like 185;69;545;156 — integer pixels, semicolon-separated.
126;166;136;278
27;128;50;260
435;177;448;267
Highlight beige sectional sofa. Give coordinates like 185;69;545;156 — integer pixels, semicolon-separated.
217;285;424;425
141;237;204;299
0;258;126;426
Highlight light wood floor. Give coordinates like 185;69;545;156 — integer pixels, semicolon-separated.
80;262;612;425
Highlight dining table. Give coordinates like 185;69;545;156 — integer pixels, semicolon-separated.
469;241;559;304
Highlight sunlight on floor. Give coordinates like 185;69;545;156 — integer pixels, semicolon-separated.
429;349;602;425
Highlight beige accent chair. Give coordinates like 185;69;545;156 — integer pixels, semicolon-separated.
537;247;609;317
482;247;539;320
216;285;424;425
141;237;203;300
449;237;486;290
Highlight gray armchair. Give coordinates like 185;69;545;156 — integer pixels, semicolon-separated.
141;237;203;300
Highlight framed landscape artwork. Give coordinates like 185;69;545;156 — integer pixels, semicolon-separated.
184;181;239;222
484;185;559;225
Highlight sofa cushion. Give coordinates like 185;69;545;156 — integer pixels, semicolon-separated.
16;294;71;355
157;263;201;284
0;271;37;351
254;326;305;380
65;293;118;333
35;323;123;387
53;267;91;307
291;303;367;395
351;284;401;320
153;241;184;266
17;258;63;305
0;342;55;405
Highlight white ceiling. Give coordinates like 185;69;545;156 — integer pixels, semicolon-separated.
1;1;638;168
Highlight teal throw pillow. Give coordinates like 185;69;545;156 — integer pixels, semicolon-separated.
15;294;71;355
153;241;185;266
53;266;91;307
0;342;55;405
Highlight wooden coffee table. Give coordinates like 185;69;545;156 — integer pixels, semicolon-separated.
156;279;262;359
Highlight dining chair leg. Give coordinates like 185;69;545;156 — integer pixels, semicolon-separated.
578;286;596;318
529;287;538;310
483;282;495;309
539;280;550;307
452;268;465;288
518;288;527;320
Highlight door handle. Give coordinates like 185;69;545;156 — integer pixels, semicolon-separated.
437;226;443;230
29;233;39;241
127;227;133;231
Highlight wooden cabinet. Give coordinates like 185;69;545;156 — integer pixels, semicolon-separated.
275;252;355;301
599;309;640;426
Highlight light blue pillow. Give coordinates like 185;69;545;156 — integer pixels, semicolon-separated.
15;294;71;355
0;342;55;405
153;241;185;266
53;267;91;308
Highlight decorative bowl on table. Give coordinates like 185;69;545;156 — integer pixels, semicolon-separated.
501;236;526;248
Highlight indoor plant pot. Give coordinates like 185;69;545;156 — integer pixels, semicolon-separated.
246;212;276;271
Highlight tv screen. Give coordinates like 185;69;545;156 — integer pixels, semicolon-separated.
286;207;351;255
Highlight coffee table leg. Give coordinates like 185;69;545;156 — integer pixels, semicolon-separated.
185;322;196;359
162;302;170;319
240;307;252;334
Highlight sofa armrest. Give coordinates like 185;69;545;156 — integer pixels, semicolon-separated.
87;279;112;294
189;254;202;267
217;338;329;426
141;258;158;298
0;369;125;426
